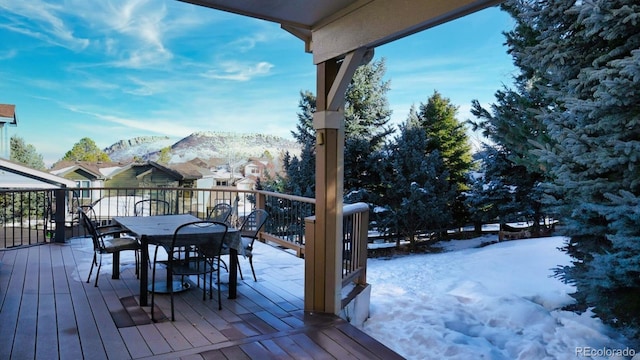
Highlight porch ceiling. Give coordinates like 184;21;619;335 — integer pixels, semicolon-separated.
178;0;503;63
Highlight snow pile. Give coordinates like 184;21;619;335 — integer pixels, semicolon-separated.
363;237;635;359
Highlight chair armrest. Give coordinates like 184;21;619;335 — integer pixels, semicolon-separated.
96;223;125;231
96;228;135;239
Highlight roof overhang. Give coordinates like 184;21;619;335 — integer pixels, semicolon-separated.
50;164;104;179
0;159;76;189
179;0;503;64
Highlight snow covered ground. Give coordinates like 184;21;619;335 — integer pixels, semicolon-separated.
362;236;637;360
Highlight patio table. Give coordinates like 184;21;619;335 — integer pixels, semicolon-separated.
112;214;241;306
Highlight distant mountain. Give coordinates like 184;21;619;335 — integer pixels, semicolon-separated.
104;132;301;164
103;136;175;162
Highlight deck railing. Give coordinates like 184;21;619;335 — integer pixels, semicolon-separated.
0;186;369;311
256;190;315;257
0;189;54;248
341;202;370;287
303;202;370;312
0;187;364;261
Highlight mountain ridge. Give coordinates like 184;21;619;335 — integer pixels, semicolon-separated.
104;132;301;164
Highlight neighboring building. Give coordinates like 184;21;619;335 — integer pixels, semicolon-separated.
50;161;125;203
107;161;201;188
185;158;244;216
50;160;202;203
243;157;277;181
0;158;75;189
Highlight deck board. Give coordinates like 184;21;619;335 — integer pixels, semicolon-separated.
0;239;403;359
273;335;314;359
0;249;20;360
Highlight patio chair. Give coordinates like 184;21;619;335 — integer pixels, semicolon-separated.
134;199;171;216
134;199;172;266
79;207;141;287
206;203;232;223
221;209;268;282
151;221;227;321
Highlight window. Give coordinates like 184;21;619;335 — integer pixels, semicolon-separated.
75;180;91;199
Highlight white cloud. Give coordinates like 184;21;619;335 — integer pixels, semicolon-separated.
77;0;174;68
0;0;211;69
202;61;274;81
229;32;272;52
95;113;195;138
0;0;89;51
0;49;17;60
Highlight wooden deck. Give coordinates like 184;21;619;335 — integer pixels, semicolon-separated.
0;237;403;360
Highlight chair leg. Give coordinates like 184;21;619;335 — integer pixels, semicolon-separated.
217;258;222;310
170;270;175;322
248;255;257;282
151;247;159;322
236;254;244;280
135;250;140;279
87;253;97;283
201;270;207;301
209;266;213;300
94;253;102;287
219;258;228;272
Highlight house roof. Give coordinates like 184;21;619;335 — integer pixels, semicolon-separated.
179;0;502;64
50;161;129;179
0;158;76;189
169;161;213;178
155;161;203;180
0;104;17;124
50;160;204;181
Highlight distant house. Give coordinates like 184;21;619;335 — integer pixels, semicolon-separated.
50;161;202;203
187;158;242;187
107;161;201;188
243;158;276;181
0;158;75;189
50;161;125;203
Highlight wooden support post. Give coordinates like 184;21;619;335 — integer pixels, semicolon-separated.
305;48;369;314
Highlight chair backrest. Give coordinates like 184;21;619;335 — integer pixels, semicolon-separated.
207;203;232;223
78;207;102;251
171;221;228;259
239;209;269;244
134;199;171;216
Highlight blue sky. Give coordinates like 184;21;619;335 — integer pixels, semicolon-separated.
0;1;516;166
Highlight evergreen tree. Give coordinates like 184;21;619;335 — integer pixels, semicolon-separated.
378;113;454;250
284;142;315;198
502;0;640;338
417;91;473;191
468;86;550;233
59;137;110;163
10;135;45;170
285;58;393;201
465;144;544;231
414;92;474;228
343;59;393;195
465;146;512;228
291;90;316;146
283;90;317;197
